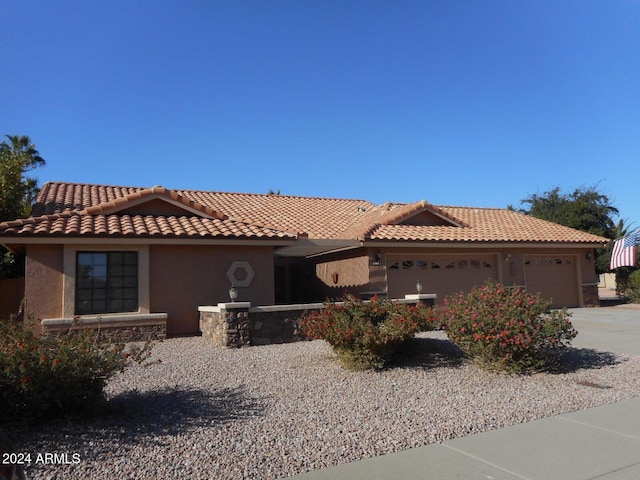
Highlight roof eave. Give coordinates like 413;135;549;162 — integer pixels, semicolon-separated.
362;240;607;249
0;235;297;247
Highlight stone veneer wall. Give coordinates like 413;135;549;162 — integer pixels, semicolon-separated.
199;305;310;348
582;284;600;307
249;308;311;346
41;314;167;342
199;296;435;348
199;308;251;348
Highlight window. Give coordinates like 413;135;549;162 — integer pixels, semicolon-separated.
76;251;138;315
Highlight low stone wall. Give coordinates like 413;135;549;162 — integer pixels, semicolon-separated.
41;313;168;342
249;305;320;346
199;295;436;348
199;306;250;348
199;303;312;348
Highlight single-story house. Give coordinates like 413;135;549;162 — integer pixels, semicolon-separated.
0;181;608;337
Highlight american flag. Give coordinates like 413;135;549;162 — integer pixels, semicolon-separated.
610;229;639;269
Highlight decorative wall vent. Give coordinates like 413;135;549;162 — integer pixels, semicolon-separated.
226;261;255;287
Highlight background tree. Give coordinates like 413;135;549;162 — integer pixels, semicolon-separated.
518;185;619;274
0;135;46;278
0;135;45;221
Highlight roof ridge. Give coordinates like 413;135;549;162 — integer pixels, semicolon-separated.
437;204;507;211
177;188;373;204
41;180;148;191
42;181;375;204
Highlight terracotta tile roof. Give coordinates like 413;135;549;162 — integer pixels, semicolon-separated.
369;207;609;244
0;212;294;239
0;181;609;245
171;189;375;238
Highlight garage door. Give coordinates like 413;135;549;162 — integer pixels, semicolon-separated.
524;255;579;308
386;254;498;302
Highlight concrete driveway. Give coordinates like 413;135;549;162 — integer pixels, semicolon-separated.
568;304;640;355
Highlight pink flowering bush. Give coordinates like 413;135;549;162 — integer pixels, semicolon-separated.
301;295;438;370
0;319;153;420
441;281;577;373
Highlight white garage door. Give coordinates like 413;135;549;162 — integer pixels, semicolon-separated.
386;254;498;303
524;255;580;308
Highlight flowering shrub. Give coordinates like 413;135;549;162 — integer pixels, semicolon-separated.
441;281;577;373
0;319;153;420
300;295;438;370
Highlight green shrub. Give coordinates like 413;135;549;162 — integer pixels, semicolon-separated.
300;295;438;370
630;270;640;288
628;270;640;300
441;281;577;373
0;320;153;421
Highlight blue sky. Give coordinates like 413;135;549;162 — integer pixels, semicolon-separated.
2;1;639;225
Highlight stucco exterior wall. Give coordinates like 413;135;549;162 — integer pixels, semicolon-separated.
149;245;275;335
311;248;377;300
311;246;599;307
24;244;64;333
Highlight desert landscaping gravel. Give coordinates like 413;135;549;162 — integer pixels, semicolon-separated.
9;332;640;480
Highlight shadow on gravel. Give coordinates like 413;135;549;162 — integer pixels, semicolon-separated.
104;385;265;429
390;336;465;370
389;336;621;374
7;385;265;462
545;347;622;374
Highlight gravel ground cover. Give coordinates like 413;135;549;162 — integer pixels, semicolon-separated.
8;332;640;480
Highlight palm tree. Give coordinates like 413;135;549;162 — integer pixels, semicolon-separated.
0;135;46;170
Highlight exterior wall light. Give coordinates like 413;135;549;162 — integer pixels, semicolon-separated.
229;285;238;302
416;279;423;294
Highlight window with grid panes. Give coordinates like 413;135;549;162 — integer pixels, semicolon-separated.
75;252;138;314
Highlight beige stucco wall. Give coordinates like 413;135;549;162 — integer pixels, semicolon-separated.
19;241;599;335
149;244;275;335
24;244;64;333
311;245;599;307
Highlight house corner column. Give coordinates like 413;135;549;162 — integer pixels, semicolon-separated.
199;303;251;347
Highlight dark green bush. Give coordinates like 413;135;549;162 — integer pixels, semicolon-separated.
441;281;577;373
0;320;153;421
300;295;438;370
627;270;640;302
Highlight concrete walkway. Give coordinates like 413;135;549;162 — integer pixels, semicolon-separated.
286;305;640;480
